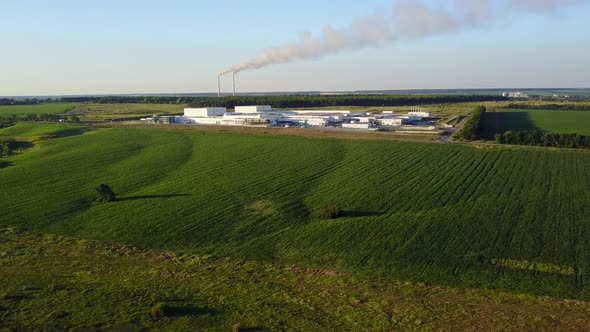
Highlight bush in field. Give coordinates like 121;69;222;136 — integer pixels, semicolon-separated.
0;138;15;157
96;184;116;202
150;302;171;319
314;204;343;220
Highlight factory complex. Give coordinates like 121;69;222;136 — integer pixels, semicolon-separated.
144;106;433;130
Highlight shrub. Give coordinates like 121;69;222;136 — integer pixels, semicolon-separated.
96;184;116;202
0;138;15;157
314;204;343;220
151;302;171;319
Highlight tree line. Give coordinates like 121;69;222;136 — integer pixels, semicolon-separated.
57;94;507;108
0;98;57;106
503;103;590;112
495;130;590;149
454;106;487;141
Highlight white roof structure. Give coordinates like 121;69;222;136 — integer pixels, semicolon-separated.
184;108;226;117
235;105;272;113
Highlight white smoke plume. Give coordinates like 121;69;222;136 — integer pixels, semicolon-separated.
219;0;583;76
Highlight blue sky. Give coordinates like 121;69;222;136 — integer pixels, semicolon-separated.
1;0;589;96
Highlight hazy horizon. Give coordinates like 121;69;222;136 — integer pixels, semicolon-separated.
2;0;589;96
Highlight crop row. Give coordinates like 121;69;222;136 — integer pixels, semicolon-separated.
1;125;590;299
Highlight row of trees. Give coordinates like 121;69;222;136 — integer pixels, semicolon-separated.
59;94;507;108
503;103;590;112
0;98;58;106
454;106;487;141
495;130;590;149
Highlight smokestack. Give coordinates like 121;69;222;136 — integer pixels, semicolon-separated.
217;76;221;97
232;72;236;97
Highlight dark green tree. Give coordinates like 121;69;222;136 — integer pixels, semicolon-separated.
96;184;116;202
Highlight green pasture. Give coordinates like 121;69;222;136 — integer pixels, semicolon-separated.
71;103;185;121
1;123;590;300
482;109;590;139
3;228;589;331
0;122;86;140
0;103;76;116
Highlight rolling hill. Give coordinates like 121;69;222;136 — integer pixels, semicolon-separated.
1;123;590;300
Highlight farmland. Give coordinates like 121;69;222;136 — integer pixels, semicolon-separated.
68;103;186;121
1;123;590;302
0;103;77;116
0;102;185;122
2;227;590;331
482;109;590;139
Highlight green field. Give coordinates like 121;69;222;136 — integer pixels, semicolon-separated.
482;109;590;139
1;123;590;301
71;103;186;121
3;228;590;331
0;122;86;140
0;103;77;116
0;103;186;122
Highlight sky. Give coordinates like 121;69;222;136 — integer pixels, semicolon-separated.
1;0;589;96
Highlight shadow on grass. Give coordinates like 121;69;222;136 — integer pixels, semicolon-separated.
0;160;13;169
341;211;384;218
235;327;269;332
3;294;33;302
52;128;87;138
118;194;191;202
481;112;537;140
12;141;34;150
167;306;220;317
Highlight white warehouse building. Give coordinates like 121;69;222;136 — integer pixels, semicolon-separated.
408;111;431;118
184;107;226;117
235;105;272;113
168;105;434;130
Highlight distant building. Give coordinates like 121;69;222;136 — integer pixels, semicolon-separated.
151;105;436;131
379;118;404;126
408;111;431;118
184;107;226;117
235;105;272;113
502;92;529;98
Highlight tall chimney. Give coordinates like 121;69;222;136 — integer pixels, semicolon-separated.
217;76;221;97
232;72;236;97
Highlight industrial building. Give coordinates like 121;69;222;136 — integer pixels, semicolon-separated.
502;91;529;98
142;105;433;131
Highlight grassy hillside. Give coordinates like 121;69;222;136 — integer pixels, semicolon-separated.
0;122;86;140
482;109;590;139
1;124;590;300
71;103;186;121
3;227;590;331
0;103;76;116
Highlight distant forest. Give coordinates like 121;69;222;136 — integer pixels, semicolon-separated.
502;103;590;112
2;95;507;108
